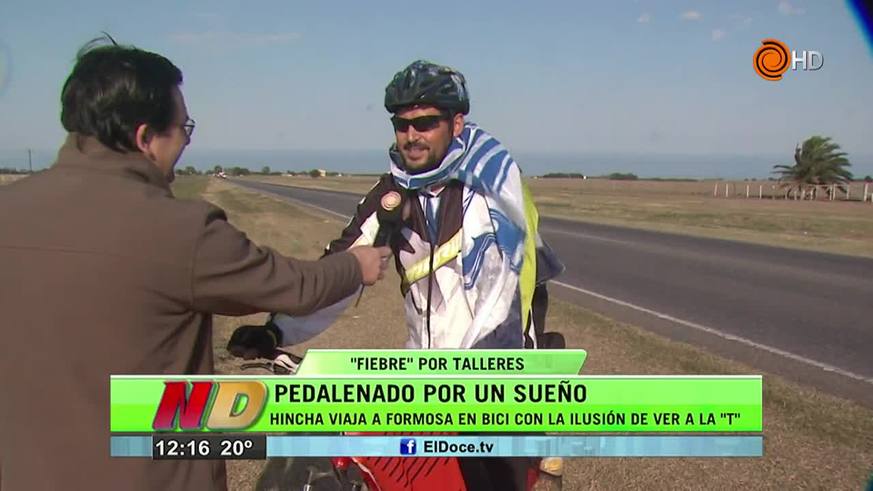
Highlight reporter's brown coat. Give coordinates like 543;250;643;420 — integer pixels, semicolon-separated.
0;135;362;490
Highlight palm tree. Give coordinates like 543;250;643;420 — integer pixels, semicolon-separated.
772;136;853;199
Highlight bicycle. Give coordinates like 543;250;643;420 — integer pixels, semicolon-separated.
237;348;562;491
240;348;373;491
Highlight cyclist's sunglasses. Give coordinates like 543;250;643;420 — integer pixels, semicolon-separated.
390;114;448;133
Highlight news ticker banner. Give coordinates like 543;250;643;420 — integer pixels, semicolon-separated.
111;434;763;459
111;375;762;433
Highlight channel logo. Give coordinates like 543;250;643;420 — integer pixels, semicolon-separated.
753;38;823;81
399;438;417;455
152;381;267;430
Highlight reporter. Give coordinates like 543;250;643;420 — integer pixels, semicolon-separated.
0;37;387;491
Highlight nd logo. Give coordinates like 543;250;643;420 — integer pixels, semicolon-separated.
152;381;267;430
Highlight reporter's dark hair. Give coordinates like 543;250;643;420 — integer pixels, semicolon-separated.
60;35;183;152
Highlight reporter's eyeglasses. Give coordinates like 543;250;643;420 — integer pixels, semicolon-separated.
182;117;196;138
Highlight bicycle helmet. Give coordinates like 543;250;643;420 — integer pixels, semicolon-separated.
384;60;470;115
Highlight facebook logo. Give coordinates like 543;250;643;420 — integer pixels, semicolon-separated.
399;438;417;455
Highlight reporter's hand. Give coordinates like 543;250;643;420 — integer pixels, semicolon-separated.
227;322;282;360
349;246;391;286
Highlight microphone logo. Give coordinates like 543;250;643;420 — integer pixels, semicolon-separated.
381;191;402;211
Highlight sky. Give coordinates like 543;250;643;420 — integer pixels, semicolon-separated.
1;0;872;177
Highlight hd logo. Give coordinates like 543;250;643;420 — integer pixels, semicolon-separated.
400;438;417;455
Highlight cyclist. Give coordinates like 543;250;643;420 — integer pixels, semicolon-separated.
230;60;564;490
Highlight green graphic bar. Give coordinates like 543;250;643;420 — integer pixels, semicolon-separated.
111;376;761;433
294;349;587;375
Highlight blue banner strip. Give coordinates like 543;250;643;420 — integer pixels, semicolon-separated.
112;435;762;458
110;436;152;457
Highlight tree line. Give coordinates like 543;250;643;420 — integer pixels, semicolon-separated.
539;136;873;188
174;165;345;178
9;136;873;186
0;168;37;174
176;165;282;176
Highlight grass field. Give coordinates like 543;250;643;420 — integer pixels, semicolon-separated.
171;176;873;491
0;174;26;185
241;175;873;259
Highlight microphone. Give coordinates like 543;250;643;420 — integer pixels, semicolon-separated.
355;190;404;307
374;190;405;247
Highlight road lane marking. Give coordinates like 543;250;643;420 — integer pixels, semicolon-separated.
552;280;873;385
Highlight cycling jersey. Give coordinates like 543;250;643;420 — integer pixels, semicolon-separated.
271;123;562;349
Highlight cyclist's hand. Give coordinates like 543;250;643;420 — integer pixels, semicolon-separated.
227;322;282;360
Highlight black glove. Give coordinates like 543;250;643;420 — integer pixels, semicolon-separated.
227;321;283;360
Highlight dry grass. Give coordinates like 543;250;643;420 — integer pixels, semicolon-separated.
241;175;873;258
171;176;873;490
529;178;873;258
170;175;210;200
0;174;27;185
548;303;873;490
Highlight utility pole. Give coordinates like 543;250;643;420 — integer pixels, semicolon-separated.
28;149;32;173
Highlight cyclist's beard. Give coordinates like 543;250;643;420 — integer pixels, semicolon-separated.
401;141;447;175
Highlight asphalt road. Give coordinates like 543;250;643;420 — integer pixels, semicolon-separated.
229;179;873;406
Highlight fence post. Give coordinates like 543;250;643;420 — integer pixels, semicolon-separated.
865;183;869;203
724;183;729;198
846;185;850;201
713;182;718;197
746;184;750;198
